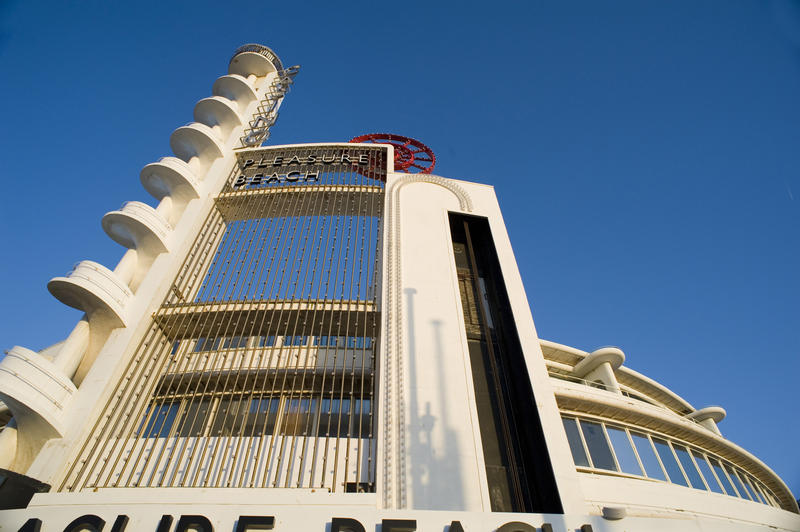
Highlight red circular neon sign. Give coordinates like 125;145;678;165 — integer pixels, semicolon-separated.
349;133;436;174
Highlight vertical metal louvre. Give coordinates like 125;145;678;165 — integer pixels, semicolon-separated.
60;145;386;493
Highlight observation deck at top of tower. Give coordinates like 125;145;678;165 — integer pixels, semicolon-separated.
228;44;284;77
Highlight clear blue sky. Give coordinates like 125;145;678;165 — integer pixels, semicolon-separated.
1;1;799;496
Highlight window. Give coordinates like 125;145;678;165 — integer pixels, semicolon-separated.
221;336;248;349
755;479;778;507
139;389;372;441
692;451;724;494
606;426;642;476
673;445;706;490
194;337;220;352
561;415;778;508
257;335;276;347
211;396;278;436
351;398;372;437
744;475;764;503
631;433;666;480
579;420;616;471
562;417;589;467
725;464;750;500
734;468;759;502
711;458;736;495
177;398;212;436
279;397;318;435
653;439;688;486
284;335;308;346
318;397;347;437
139;402;179;438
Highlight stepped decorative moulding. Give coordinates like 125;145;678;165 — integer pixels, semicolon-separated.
169;122;225;168
211;74;258;112
194;96;243;139
0;346;77;439
101;201;171;255
140;157;200;212
47;260;132;327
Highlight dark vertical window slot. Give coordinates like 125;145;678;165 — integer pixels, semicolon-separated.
449;213;562;514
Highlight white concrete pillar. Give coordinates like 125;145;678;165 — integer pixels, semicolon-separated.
155;195;173;222
112;248;138;287
584;361;622;394
687;406;726;436
187;155;203;176
52;317;91;381
572;347;625;394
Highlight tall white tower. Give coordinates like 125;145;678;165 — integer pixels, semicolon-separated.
0;42;299;488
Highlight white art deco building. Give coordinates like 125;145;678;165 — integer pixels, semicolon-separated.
0;44;798;532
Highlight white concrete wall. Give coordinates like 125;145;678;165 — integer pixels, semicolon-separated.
577;472;800;531
0;488;797;532
381;175;586;514
394;179;487;512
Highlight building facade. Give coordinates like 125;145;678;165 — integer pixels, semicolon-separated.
0;44;798;532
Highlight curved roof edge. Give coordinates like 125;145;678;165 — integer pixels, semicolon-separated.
539;338;695;413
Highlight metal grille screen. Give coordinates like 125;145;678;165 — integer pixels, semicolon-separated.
61;146;386;492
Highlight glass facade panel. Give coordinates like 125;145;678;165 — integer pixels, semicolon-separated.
692;451;723;494
177;398;212;437
257;335;276;347
139;402;179;438
725;464;751;500
212;397;247;436
673;445;706;490
631;433;666;481
653;438;688;486
710;458;735;495
562;417;589;467
316;397;371;438
606;426;642;475
579;420;616;471
747;476;766;504
738;470;761;502
353;398;372;438
279;397;318;436
194;337;220;352
222;335;248;349
283;335;308;346
757;480;778;507
211;396;278;436
563;417;780;508
318;398;349;437
245;397;279;436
